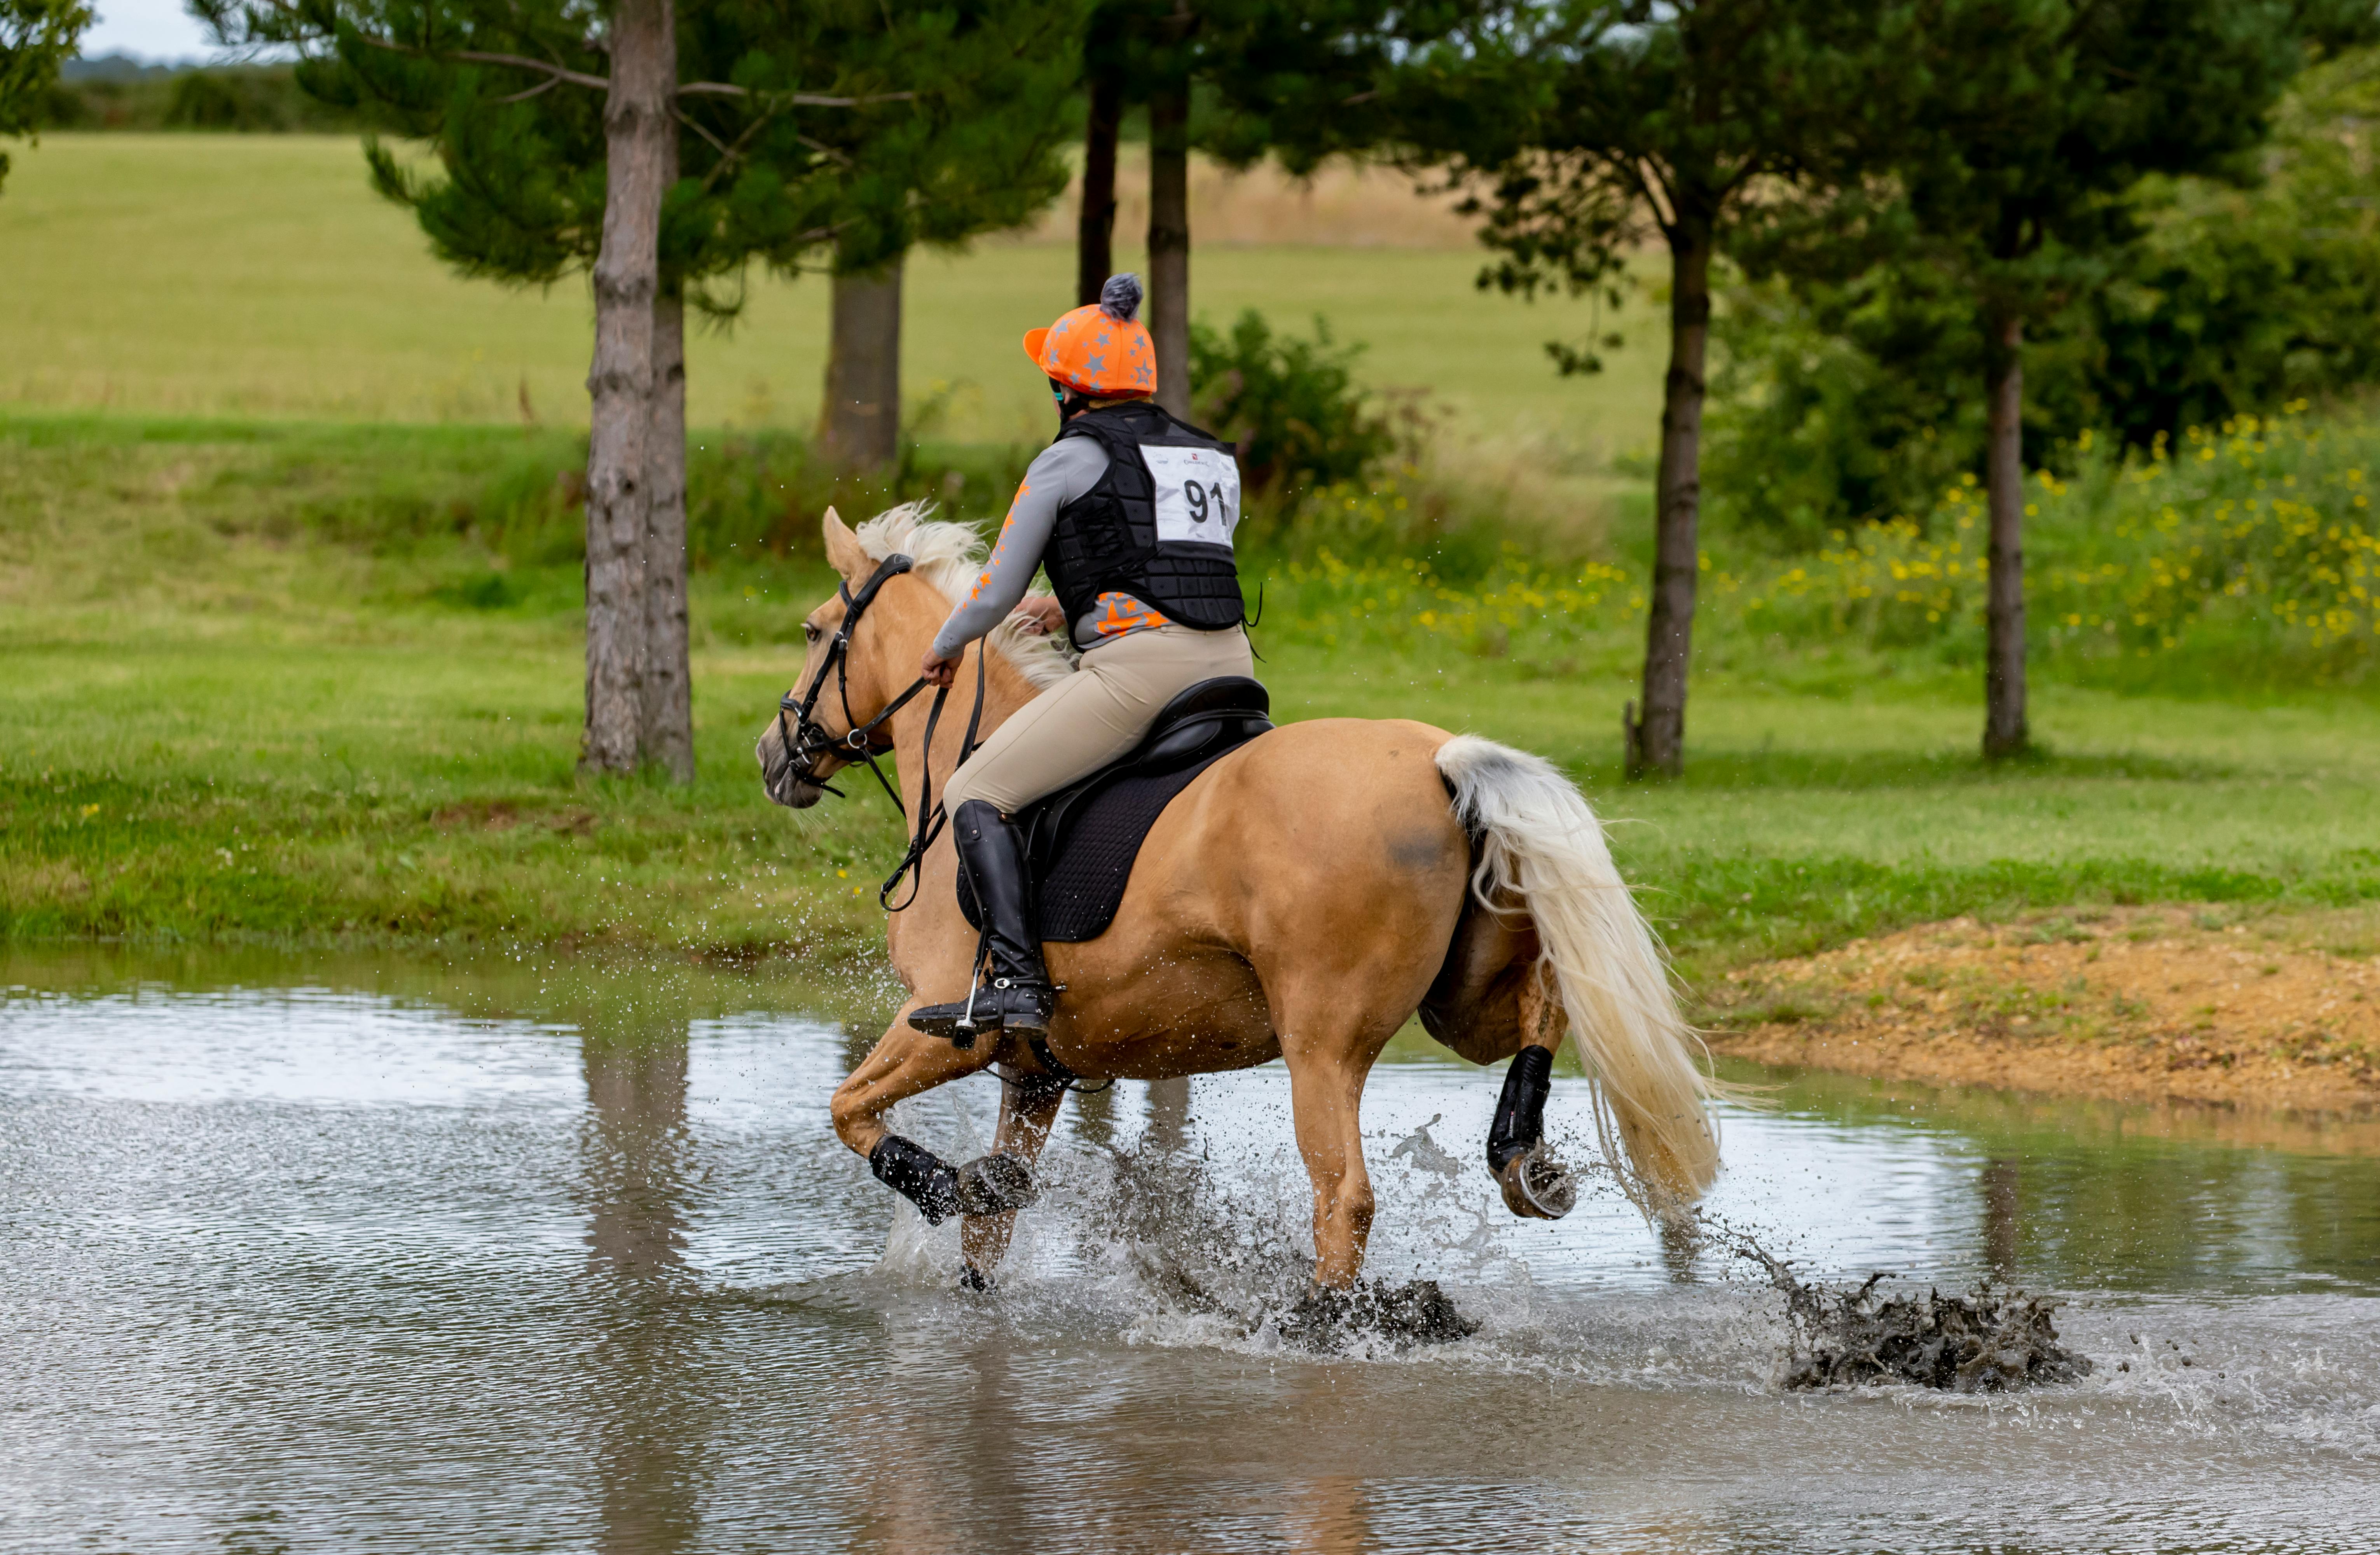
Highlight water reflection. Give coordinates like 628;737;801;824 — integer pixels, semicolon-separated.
1146;1075;1192;1155
1281;1474;1368;1555
584;1031;694;1277
581;1022;706;1555
1698;1062;2380;1295
5;950;2380;1554
1982;1157;2021;1277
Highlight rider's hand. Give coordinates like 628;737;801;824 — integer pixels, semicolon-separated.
920;646;961;688
1013;595;1067;638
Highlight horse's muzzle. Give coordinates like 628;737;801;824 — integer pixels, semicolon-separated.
766;773;826;810
757;729;831;809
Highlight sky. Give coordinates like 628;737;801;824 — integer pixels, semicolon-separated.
81;0;217;63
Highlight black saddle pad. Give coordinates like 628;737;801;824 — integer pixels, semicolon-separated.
1025;744;1243;942
956;675;1271;943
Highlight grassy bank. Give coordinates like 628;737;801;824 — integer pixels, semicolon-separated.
8;413;2380;987
1706;906;2380;1113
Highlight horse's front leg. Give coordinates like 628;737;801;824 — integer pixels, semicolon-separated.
959;1072;1067;1284
831;1015;1036;1230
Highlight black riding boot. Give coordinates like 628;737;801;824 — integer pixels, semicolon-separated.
909;800;1056;1041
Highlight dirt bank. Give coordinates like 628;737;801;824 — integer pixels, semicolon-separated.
1701;906;2380;1114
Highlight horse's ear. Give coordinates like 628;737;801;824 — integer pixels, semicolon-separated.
821;507;871;582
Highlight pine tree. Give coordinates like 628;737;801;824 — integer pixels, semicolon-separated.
809;11;1077;471
1070;0;1490;413
201;0;1069;778
1445;0;1900;778
0;0;91;195
1069;0;1196;416
1859;0;2368;759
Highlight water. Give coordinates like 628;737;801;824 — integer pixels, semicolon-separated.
5;951;2379;1553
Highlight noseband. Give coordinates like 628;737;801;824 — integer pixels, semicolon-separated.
772;552;984;909
774;554;921;805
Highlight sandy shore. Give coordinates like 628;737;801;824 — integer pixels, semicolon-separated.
1700;905;2380;1115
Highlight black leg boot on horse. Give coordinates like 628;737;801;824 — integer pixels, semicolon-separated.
1486;1045;1580;1220
909;800;1058;1043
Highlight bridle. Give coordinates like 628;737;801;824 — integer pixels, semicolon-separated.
770;552;984;910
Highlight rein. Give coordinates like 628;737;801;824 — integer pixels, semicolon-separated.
772;553;985;912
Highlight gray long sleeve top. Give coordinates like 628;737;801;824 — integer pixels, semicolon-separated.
932;438;1161;658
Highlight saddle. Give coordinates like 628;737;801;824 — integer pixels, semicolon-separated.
957;676;1273;943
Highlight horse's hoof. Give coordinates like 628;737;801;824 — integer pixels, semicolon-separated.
1279;1279;1479;1349
957;1263;994;1294
1496;1144;1577;1220
955;1151;1038;1217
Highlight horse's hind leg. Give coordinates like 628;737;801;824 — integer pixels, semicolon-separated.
1273;1019;1395;1290
1487;970;1578;1220
1283;1049;1374;1289
959;1073;1067;1285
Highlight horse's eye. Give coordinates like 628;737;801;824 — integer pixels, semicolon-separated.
804;622;823;644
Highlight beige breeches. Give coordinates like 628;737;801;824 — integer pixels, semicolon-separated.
941;624;1256;814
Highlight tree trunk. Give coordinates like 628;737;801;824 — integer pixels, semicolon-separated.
581;0;674;777
1077;70;1122;308
1626;220;1713;780
816;248;904;472
1983;309;2029;760
1147;85;1191;419
641;289;694;782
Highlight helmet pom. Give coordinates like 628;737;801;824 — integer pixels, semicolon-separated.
1099;273;1143;323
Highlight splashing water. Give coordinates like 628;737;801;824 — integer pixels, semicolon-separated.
11;967;2380;1553
1762;1266;2091;1392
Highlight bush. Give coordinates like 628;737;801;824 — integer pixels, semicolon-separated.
680;432;1031;568
1708;46;2380;546
1250;404;2380;693
1188;310;1399;495
1704;268;1992;548
1721;407;2380;687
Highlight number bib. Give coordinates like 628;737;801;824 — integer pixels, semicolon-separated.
1141;444;1242;548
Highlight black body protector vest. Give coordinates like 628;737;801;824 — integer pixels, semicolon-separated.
1044;401;1247;648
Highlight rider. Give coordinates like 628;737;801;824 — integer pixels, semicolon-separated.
906;273;1254;1041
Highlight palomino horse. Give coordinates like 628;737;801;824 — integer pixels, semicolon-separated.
759;505;1719;1290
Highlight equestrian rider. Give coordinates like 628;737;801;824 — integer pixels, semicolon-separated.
906;273;1254;1041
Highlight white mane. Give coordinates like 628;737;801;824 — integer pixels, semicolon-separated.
852;501;1074;690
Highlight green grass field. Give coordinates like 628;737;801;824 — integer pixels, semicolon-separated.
6;138;2379;990
0;134;1663;457
7;415;2377;987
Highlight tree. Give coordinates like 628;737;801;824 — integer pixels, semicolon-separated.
1450;0;1898;778
1707;47;2380;551
1075;13;1125;306
1070;0;1486;414
0;0;91;195
810;17;1077;471
202;0;1064;779
203;0;790;779
1829;0;2364;758
815;249;906;469
1066;0;1197;414
2087;47;2380;446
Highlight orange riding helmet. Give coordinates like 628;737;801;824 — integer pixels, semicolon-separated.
1023;273;1157;400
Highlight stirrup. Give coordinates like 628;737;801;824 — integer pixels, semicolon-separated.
908;978;1055;1042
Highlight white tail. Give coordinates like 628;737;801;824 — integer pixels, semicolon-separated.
1434;734;1720;1213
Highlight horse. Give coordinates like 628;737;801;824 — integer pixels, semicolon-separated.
758;503;1720;1292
